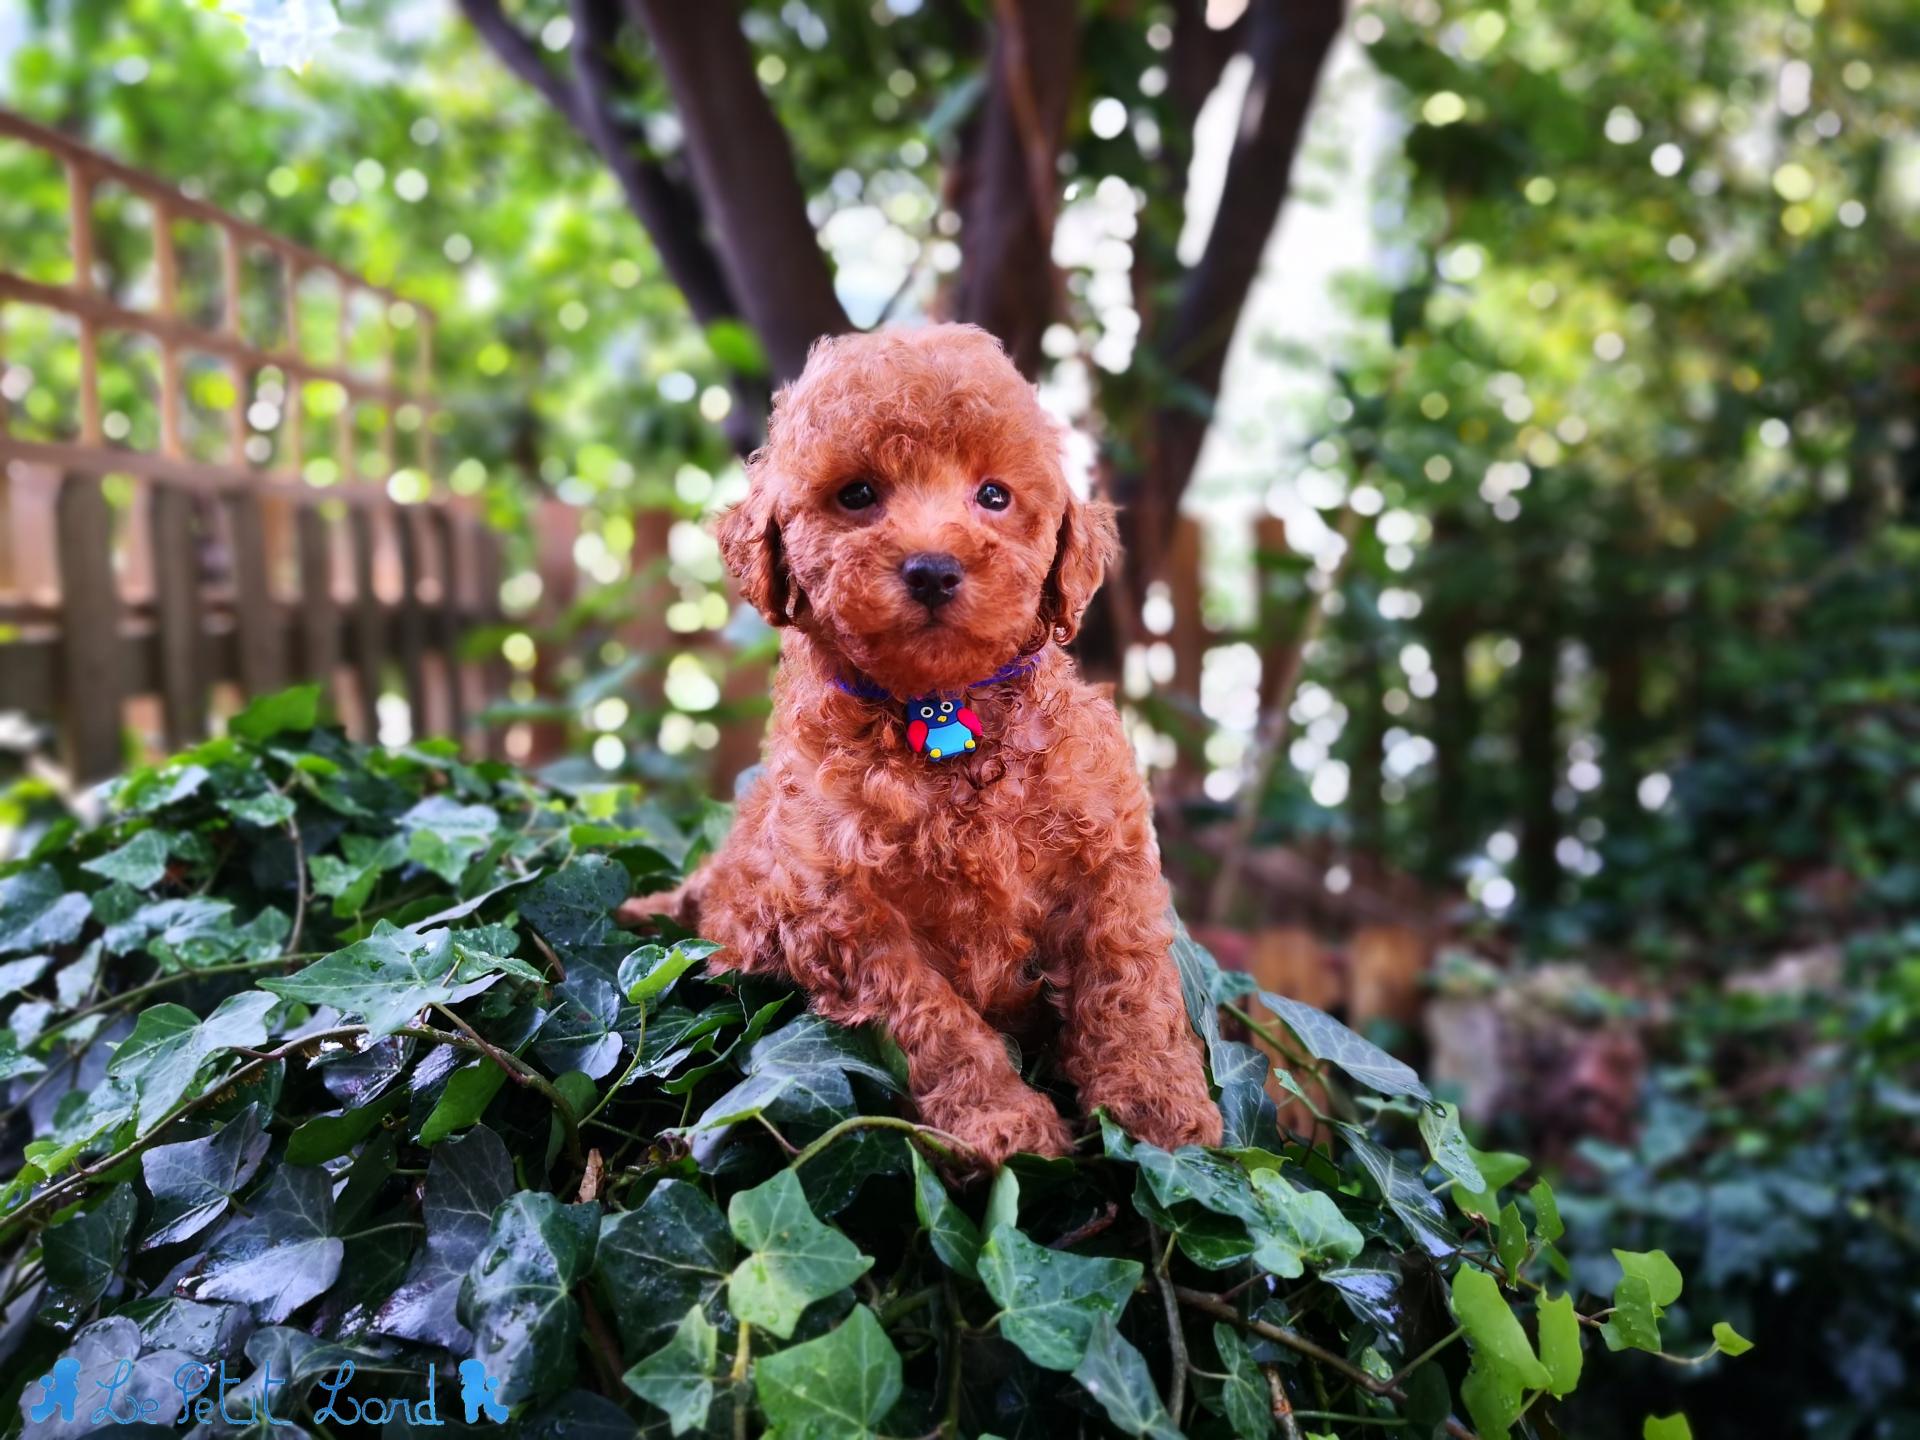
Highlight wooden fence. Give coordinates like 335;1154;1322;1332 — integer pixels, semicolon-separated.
0;110;503;780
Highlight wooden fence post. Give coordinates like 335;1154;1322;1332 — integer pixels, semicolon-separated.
295;504;339;712
1347;925;1428;1035
226;491;282;699
57;475;122;780
430;507;468;742
471;522;508;757
347;505;384;741
393;504;431;737
150;486;205;748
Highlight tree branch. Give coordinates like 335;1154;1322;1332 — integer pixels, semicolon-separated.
459;0;768;446
626;0;850;383
456;0;587;129
950;0;1078;376
565;0;738;329
1124;0;1343;579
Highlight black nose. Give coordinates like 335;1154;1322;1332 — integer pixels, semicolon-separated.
901;552;963;610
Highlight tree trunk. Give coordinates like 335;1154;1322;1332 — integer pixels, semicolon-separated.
1114;0;1342;592
626;0;850;382
950;0;1079;377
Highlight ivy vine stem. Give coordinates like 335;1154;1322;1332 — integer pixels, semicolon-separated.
1386;1325;1464;1387
785;1113;983;1172
1173;1285;1481;1440
1146;1223;1189;1424
5;1017;585;1241
427;1004;582;1163
0;1023;370;1241
730;1319;754;1440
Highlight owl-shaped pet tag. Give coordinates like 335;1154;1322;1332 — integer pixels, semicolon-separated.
906;698;982;762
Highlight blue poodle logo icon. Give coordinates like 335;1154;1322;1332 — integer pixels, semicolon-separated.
27;1358;80;1424
458;1360;509;1424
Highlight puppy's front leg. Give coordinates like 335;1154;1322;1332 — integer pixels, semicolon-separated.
776;909;1073;1169
1050;854;1223;1151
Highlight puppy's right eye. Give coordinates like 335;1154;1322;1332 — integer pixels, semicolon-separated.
837;481;877;511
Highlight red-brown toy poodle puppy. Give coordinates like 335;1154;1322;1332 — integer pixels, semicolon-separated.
624;323;1221;1167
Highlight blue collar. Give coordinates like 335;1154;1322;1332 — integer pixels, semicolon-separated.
831;650;1043;704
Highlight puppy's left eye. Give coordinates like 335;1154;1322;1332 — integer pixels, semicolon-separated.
838;481;878;511
976;481;1011;511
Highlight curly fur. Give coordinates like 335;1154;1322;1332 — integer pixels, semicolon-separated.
624;324;1221;1168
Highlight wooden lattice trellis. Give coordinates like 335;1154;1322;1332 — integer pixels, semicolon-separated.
0;109;504;779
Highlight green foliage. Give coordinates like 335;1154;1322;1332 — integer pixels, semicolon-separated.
0;695;1750;1434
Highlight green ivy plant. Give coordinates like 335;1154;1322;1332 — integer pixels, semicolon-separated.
0;688;1747;1438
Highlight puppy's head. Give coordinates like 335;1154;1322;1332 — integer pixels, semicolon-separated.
717;324;1116;697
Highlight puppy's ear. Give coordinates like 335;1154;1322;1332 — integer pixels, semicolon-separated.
716;473;796;626
1039;492;1119;644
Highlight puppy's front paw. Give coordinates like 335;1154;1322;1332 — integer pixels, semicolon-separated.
1089;1083;1224;1152
941;1087;1074;1170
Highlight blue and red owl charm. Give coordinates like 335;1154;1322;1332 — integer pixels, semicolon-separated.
906;698;983;762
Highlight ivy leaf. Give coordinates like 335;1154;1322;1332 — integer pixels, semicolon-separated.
693;1015;898;1135
187;1166;343;1323
1711;1320;1754;1357
1450;1265;1550;1391
1460;1360;1525;1440
0;866;91;956
1103;1115;1261;1225
977;1222;1143;1372
418;1057;509;1144
1528;1179;1563;1243
80;829;172;889
624;1303;718;1436
1071;1313;1181;1439
533;975;624;1080
983;1166;1020;1240
263;923;509;1038
1602;1274;1663;1353
0;953;51;999
1212;1323;1273;1438
461;1191;601;1407
1405;1362;1453;1440
44;1184;138;1319
108;991;279;1132
1170;914;1276;1145
620;940;720;1005
374;1124;515;1350
1614;1248;1683;1308
1245;1169;1365;1277
1418;1103;1485;1191
1257;989;1432;1102
1453;1148;1531;1220
1536;1291;1583;1396
519;856;635;980
229;684;320;741
140;1103;270;1249
754;1304;902;1439
1343;1129;1457;1257
909;1146;981;1281
726;1169;873;1340
0;1030;45;1082
597;1179;736;1358
310;834;407;917
402;796;502;885
1496;1201;1527;1277
1321;1265;1403;1334
1644;1416;1694;1440
221;790;296;827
